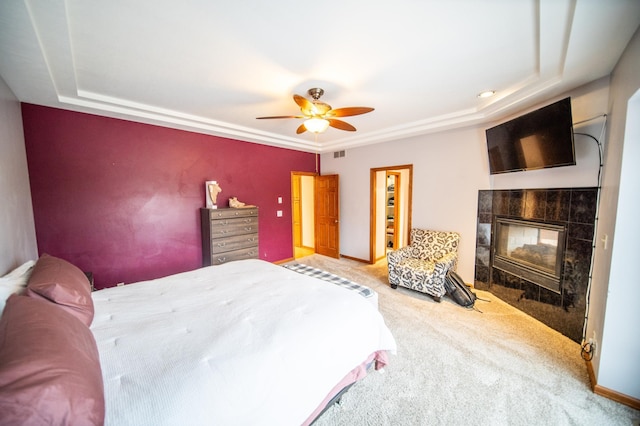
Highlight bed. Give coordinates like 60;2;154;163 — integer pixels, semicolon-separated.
0;255;396;426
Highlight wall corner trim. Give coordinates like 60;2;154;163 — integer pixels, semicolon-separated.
586;360;640;410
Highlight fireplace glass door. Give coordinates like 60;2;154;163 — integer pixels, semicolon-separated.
493;218;566;293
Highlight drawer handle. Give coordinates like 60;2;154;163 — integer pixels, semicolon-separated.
220;230;230;234
244;227;253;231
216;242;226;247
247;237;256;242
217;257;226;263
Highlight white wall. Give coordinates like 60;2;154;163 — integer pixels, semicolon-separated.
0;75;38;274
323;125;486;281
321;80;606;284
590;27;640;399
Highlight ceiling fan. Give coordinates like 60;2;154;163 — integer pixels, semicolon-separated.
257;88;374;134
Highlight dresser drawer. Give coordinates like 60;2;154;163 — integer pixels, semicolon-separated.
209;217;258;236
210;246;259;265
211;233;259;254
207;208;258;219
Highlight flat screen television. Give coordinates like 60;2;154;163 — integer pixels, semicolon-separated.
485;97;575;174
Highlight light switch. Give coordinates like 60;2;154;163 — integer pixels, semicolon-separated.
278;197;283;204
276;210;283;217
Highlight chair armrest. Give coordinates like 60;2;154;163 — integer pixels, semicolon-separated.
432;251;458;277
387;246;413;265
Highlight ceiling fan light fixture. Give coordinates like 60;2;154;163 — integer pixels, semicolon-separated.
304;118;330;133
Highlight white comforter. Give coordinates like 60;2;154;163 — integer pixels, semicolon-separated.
91;259;396;426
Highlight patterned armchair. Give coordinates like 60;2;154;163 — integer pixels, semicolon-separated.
387;228;460;301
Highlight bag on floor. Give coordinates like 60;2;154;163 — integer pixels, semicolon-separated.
444;270;477;309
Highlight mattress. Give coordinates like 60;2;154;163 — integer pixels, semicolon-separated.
91;259;396;425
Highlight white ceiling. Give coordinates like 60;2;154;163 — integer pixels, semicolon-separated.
1;0;639;153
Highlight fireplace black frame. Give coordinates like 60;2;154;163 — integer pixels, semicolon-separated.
492;217;567;293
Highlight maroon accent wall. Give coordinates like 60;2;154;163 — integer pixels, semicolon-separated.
22;104;316;289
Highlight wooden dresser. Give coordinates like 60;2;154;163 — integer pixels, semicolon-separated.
200;207;259;266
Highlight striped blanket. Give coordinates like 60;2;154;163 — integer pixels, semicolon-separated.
283;263;375;299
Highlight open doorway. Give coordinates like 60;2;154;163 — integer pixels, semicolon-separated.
385;172;401;252
291;172;317;259
370;165;413;263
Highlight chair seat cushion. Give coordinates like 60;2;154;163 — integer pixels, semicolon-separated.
395;259;445;295
397;258;435;274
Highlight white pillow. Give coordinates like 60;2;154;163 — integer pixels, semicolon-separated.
0;260;36;315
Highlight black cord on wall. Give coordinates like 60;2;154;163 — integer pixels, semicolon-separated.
572;113;606;351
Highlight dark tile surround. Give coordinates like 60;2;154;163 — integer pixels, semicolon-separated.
474;188;598;343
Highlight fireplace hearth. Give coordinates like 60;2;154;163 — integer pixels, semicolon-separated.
474;188;597;343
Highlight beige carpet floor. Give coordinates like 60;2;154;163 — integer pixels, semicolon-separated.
287;255;640;426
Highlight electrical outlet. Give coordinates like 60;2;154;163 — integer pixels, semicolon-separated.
589;331;598;357
116;282;125;287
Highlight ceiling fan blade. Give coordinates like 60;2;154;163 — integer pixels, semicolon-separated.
296;123;307;134
328;119;356;132
293;94;313;112
256;115;304;119
328;107;374;117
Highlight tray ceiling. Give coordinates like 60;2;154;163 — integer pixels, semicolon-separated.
1;0;638;152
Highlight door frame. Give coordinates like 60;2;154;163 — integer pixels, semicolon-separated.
370;164;413;263
291;171;318;259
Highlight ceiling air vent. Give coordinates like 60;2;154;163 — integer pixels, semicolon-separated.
333;150;346;158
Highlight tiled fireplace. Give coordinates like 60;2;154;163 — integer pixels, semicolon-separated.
474;188;598;343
